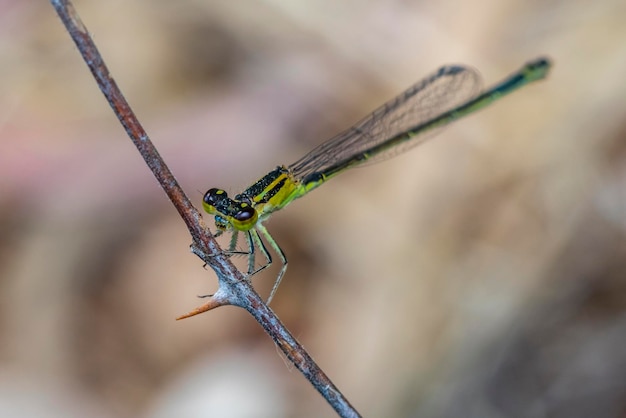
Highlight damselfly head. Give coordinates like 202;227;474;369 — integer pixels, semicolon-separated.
202;188;258;231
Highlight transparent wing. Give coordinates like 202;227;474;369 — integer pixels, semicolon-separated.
289;65;482;179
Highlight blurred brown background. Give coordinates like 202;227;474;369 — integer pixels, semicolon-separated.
1;0;625;417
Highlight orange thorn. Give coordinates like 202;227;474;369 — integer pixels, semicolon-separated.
176;297;226;320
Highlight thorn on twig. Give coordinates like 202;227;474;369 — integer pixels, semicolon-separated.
176;296;227;320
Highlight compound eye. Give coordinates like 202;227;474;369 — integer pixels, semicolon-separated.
234;206;255;222
202;188;227;214
231;205;258;231
203;188;226;206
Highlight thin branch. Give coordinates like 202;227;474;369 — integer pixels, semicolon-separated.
49;1;361;417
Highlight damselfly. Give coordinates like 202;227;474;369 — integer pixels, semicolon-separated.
202;58;551;303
